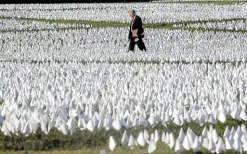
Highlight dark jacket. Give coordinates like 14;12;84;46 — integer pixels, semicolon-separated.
128;15;144;40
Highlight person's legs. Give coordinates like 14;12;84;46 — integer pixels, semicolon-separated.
128;38;135;52
137;38;146;51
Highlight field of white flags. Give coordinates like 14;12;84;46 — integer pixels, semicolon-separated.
0;3;247;23
1;2;247;154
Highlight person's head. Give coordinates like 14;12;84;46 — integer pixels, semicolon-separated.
128;9;136;19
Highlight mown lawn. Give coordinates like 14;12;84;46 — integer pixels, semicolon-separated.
0;142;211;154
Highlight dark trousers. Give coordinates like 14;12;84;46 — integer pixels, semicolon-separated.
128;37;146;51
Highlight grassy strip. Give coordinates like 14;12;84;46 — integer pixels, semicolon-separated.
0;15;247;34
144;18;246;29
0;117;245;152
0;146;242;154
0;143;175;154
0;16;246;31
0;16;128;28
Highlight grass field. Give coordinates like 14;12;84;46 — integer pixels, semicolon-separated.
1;143;175;154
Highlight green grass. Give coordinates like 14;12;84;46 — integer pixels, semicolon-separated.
0;16;128;33
0;16;128;28
1;15;246;33
2;16;244;28
0;147;244;154
1;146;243;154
0;143;175;154
145;17;245;29
0;143;174;154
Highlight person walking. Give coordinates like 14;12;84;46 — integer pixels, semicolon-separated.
128;9;146;52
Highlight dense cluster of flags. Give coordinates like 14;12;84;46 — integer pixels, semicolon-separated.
0;3;247;153
0;3;246;23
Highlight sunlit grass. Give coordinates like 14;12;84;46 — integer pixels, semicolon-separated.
0;16;246;33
